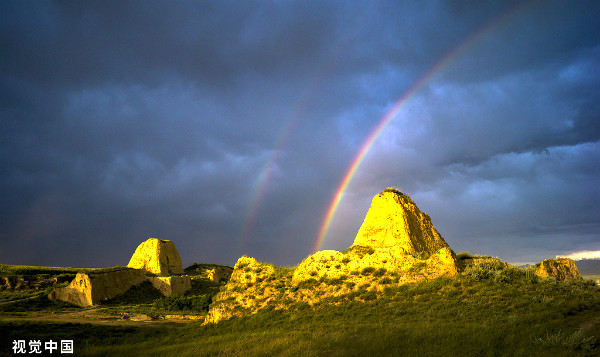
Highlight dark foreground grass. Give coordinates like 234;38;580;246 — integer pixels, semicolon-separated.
2;273;599;357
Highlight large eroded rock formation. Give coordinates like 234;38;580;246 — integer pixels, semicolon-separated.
127;238;184;276
293;189;458;284
206;188;459;324
352;190;449;255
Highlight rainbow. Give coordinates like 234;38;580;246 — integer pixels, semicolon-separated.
238;9;379;252
313;2;530;252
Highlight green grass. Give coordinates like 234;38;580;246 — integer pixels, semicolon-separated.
2;270;598;357
0;264;128;277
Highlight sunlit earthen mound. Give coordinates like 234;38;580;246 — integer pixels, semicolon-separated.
535;258;581;281
49;238;191;306
127;238;184;276
48;268;147;307
352;188;449;255
292;188;458;285
206;188;459;324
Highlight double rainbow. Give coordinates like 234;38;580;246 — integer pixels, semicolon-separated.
313;2;530;252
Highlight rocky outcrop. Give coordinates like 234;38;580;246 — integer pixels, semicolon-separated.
128;238;184;276
535;258;581;281
49;238;191;306
149;276;192;296
205;257;282;324
352;189;449;255
48;268;147;307
293;189;458;285
206;188;459;324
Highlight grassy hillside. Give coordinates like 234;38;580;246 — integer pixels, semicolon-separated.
2;265;599;357
0;264;128;277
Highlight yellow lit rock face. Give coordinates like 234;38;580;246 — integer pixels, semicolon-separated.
148;276;192;296
352;191;449;255
535;258;581;281
48;268;148;307
293;190;458;286
127;238;184;276
206;189;460;324
205;256;281;324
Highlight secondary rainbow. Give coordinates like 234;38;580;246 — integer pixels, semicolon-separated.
238;10;378;253
313;3;529;252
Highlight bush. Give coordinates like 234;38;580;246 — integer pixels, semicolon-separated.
152;294;213;313
463;261;505;281
373;268;387;277
380;277;392;285
361;267;375;275
360;290;377;301
456;251;472;260
295;278;319;290
383;187;409;197
533;330;597;351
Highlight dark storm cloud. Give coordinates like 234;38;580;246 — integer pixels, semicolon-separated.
1;1;598;267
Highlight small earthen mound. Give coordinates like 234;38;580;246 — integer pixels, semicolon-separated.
535;258;581;281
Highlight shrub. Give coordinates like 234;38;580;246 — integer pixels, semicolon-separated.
358;283;370;290
463;261;504;281
360;290;377;301
383;187;407;197
532;330;597;351
361;267;375;275
373;268;387;277
327;278;344;286
380;277;392;285
152;294;213;313
296;278;319;290
456;251;472;260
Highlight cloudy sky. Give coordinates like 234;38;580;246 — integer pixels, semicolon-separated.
1;0;598;268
